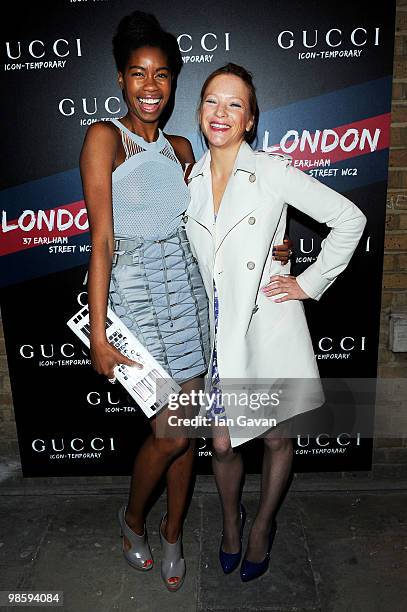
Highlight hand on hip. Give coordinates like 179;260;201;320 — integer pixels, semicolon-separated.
261;274;309;303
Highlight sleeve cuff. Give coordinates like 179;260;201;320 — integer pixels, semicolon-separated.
296;265;335;301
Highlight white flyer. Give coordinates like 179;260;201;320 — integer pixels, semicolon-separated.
67;305;181;418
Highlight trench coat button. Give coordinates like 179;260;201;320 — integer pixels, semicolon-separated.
248;216;256;225
182;214;188;223
249;173;256;183
247;261;255;270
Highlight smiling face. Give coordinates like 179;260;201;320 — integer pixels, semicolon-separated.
200;74;254;150
118;46;172;125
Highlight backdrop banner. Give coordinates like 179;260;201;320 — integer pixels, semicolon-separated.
0;0;396;476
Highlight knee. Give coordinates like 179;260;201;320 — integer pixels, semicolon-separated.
212;437;233;460
264;436;292;453
156;436;190;458
173;436;190;455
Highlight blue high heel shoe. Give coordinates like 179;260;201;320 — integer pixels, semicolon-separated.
240;520;277;582
219;504;246;574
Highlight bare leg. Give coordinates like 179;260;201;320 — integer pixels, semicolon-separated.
211;426;244;553
245;435;293;562
164;376;204;542
124;376;203;554
162;440;196;540
123;403;190;549
159;377;203;589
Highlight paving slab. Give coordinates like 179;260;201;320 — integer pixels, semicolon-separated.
0;494;201;612
198;493;320;611
0;496;60;568
298;492;407;612
1;491;407;611
297;492;407;537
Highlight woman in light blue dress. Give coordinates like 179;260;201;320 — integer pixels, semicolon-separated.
80;11;209;592
81;11;289;592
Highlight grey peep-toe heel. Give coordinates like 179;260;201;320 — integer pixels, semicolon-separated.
118;505;153;571
159;514;186;591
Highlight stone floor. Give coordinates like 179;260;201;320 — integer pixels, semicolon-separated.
0;485;406;612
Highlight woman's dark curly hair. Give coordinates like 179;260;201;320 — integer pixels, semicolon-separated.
112;11;183;79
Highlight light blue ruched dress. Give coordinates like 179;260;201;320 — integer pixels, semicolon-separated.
108;118;210;383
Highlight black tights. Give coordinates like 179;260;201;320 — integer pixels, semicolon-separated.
212;429;293;562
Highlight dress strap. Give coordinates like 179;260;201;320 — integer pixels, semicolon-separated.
159;139;180;164
110;118;146;159
121;131;146;159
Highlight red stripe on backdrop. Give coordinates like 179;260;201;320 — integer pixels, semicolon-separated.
0;200;88;257
265;113;390;166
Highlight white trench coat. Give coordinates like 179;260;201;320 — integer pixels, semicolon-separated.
185;141;367;447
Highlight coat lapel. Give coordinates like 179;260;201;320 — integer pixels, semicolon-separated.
187;142;259;248
186;151;214;235
214;142;258;252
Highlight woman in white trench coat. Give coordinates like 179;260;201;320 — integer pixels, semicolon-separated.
184;63;367;582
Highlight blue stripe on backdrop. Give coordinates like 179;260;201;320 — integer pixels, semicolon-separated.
0;169;83;217
0;154;388;288
257;76;393;141
0;77;390;218
0;76;391;287
0;156;389;287
0;233;91;288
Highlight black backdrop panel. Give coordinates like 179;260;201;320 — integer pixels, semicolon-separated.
0;0;396;475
